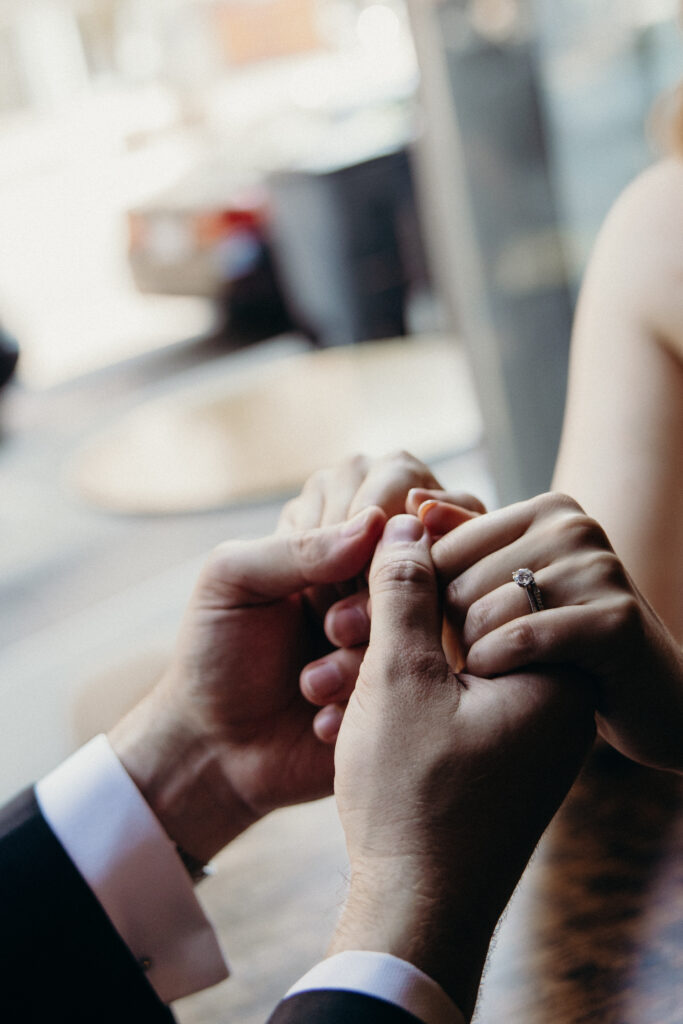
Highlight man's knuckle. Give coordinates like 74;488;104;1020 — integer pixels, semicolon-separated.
372;557;434;592
289;531;323;574
201;541;250;599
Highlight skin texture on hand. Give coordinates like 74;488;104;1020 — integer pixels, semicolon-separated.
330;515;596;1019
107;452;467;860
279;452;445;736
108;506;386;863
285;456;484;726
301;488;483;727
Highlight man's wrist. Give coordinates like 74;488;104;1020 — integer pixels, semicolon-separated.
108;685;258;864
329;865;495;1021
36;735;230;1001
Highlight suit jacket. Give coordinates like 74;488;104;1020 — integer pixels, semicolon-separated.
0;788;422;1024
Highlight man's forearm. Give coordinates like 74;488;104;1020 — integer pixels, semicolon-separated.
329;867;495;1021
108;684;258;864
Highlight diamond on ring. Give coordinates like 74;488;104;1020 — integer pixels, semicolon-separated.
512;568;544;613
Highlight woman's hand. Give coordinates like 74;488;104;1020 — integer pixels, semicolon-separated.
426;491;683;773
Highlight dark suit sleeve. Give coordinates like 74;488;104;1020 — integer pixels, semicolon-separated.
1;788;425;1024
0;787;175;1024
267;990;425;1023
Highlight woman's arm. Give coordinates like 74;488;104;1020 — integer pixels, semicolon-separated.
553;158;683;642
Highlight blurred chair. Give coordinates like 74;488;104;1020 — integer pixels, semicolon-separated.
267;146;427;346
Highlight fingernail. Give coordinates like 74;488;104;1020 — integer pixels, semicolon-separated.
342;507;375;537
326;605;369;647
382;515;425;544
302;661;343;702
417;499;439;524
314;704;344;743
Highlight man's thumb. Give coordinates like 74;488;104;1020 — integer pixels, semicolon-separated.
208;505;386;604
367;515;446;683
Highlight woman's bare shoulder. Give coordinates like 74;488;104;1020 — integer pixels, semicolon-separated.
612;156;683;224
586;158;683;356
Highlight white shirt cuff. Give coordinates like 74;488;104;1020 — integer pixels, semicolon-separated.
35;734;229;1004
286;951;466;1024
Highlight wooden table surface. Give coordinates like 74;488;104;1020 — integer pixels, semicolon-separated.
474;744;683;1023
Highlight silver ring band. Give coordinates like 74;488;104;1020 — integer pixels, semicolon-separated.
512;568;544;613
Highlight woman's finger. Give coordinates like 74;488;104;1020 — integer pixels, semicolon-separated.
458;552;594;648
446;531;619;638
431;493;593;586
406;487;487;516
300;646;366;706
465;604;607;680
417;499;480;539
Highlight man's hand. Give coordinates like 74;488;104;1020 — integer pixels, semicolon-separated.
330;515;595;1018
284;455;483;727
277;451;446;532
279;452;446;679
108;507;385;864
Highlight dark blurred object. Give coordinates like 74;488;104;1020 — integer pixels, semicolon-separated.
127;179;294;342
128;185;271;299
267;145;428;346
221;237;295;342
0;325;19;390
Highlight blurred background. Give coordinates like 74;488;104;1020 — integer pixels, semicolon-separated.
1;1;681;1020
